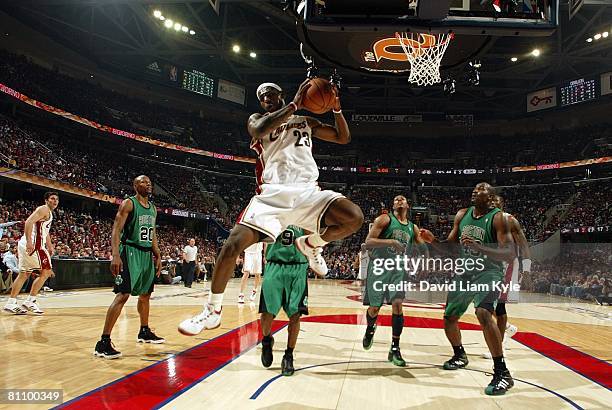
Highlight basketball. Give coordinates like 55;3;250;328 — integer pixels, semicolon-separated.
302;77;337;114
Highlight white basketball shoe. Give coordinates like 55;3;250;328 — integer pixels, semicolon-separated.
178;305;222;336
295;236;328;277
22;300;44;314
3;301;27;315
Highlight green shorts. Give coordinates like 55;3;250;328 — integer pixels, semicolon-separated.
113;244;155;296
259;262;308;317
444;270;503;318
363;267;406;308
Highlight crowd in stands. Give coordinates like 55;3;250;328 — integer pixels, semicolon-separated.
414;183;611;242
0;199;217;266
0;50;248;156
0;116;218;213
525;245;611;304
2;110;610;242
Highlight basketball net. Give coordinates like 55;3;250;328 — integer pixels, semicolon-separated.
395;32;454;86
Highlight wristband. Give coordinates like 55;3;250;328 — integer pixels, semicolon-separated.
522;259;532;273
289;102;298;111
333;109;342;114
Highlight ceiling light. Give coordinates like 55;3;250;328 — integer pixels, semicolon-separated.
164;19;173;28
153;10;162;18
602;31;609;38
249;51;257;58
174;23;182;31
159;16;165;21
232;44;240;53
510;57;518;62
531;48;540;57
594;33;602;40
182;26;188;32
189;30;195;35
586;37;593;43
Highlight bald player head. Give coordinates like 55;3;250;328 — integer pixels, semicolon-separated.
133;175;153;198
471;182;495;210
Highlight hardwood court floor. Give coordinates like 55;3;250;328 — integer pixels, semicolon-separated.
0;280;610;409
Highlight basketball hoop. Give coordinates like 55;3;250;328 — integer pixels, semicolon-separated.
395;32;454;86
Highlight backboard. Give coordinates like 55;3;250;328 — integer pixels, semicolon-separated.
302;0;558;35
295;0;558;78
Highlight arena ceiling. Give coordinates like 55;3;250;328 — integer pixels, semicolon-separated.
3;1;612;118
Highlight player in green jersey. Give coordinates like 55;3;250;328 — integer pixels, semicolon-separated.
420;183;516;395
362;195;427;367
94;175;164;359
259;226;309;376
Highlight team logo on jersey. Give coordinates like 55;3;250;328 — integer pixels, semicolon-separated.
270;120;308;140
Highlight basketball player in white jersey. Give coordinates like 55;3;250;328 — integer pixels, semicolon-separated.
481;194;532;358
3;192;59;315
179;79;364;335
239;242;264;303
357;243;370;281
357;223;375;281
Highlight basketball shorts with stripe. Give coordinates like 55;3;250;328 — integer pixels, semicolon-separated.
499;257;520;303
18;242;52;272
237;183;345;241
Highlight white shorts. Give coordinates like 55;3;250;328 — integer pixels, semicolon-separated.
18;242;52;272
243;252;263;275
237;183;345;240
499;257;519;303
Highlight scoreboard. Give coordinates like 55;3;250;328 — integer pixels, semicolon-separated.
181;69;215;97
560;77;597;106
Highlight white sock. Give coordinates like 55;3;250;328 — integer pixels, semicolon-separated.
26;295;35;302
306;233;328;248
208;293;224;312
7;297;16;305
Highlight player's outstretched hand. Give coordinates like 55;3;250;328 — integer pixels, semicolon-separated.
292;78;312;110
419;229;435;244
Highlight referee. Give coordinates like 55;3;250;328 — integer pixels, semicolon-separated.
182;238;197;288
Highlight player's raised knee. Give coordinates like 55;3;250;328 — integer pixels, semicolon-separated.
344;203;364;232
